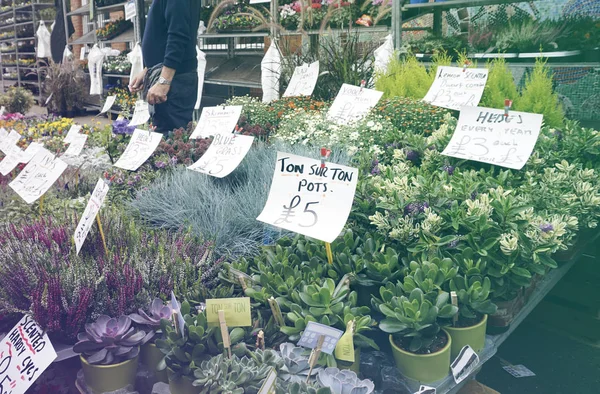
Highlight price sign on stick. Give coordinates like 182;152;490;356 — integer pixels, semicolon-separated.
451;345;480;384
188;134;254;178
423;66;488;111
0;142;43;176
205;297;251;327
62;134;88;157
0;127;8;142
190;105;243;139
73;178;110;254
257;152;358;243
442;106;543;170
100;95;117;114
298;322;343;355
9;150;67;204
129;100;150;126
63;125;82;144
327;83;383;125
114;129;163;171
283;61;320;98
0;130;21;154
0;315;57;394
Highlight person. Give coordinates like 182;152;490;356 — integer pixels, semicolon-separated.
129;0;201;133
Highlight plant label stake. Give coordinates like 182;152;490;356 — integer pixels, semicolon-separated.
504;99;512;118
451;345;480;384
96;214;109;256
268;296;286;327
320;147;331;169
257;367;277;394
218;310;232;358
39;193;45;216
256;330;265;350
359;79;366;92
306;335;324;383
238;275;247;291
462;60;471;72
451;291;458;326
325;242;334;265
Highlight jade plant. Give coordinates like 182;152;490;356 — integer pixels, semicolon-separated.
449;275;497;325
73;315;146;365
400;257;458;302
375;288;458;354
129;298;174;344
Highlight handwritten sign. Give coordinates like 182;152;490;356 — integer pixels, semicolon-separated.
63;125;82;144
205;297;251;327
0;315;57;394
297;322;343;355
188;134;254;178
19;142;44;164
0;127;8;142
442;106;543;170
100;95;116;114
283;61;319;98
73;178;110;254
129;100;150;126
257;152;358;243
451;345;480;384
0;130;21;154
114;129;163;171
423;66;488;111
62;134;88;157
327;84;383;125
190;105;242;139
9;151;67;204
0;146;24;176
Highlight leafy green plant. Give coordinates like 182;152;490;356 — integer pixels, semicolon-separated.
480;57;519;109
0;86;34;114
375;55;432;99
449;275;497;324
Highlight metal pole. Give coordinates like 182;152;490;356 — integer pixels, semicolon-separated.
62;0;70;54
392;0;402;50
135;0;145;43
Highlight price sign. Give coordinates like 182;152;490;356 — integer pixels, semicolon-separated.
63;125;82;144
442;106;543;170
0;316;57;394
0;130;21;154
414;386;436;394
327;83;383;125
0;127;8;141
19;142;44;164
190;105;242;139
114;129;163;171
188;134;253;178
451;345;480;384
297;322;343;355
9;150;67;204
100;95;116;114
73;178;110;254
62;134;88;157
205;298;251;327
124;0;136;21
129;100;150;126
0;146;23;176
257;152;358;243
283;61;319;98
423;66;488;111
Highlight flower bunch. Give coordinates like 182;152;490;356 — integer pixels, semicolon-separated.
96;19;133;40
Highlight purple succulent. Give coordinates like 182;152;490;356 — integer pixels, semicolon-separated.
130;298;173;344
73;315;145;365
539;223;554;233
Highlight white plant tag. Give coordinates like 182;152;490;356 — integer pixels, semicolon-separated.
63;125;82;144
327;83;383;125
114;129;163;171
414;385;436;394
9;150;67;204
190;105;242;139
129;100;150;126
124;0;136;21
503;364;536;378
257;367;277;394
423;66;488;111
297;322;343;355
0;129;21;154
451;345;480;384
62;134;88;157
100;95;117;114
188;134;254;178
73;178;110;254
283;61;319;98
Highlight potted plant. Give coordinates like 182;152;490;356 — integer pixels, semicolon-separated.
0;86;34;115
316;368;374;394
73;315;145;394
375;287;458;383
40;59;87;117
445;275;497;358
129;298;174;383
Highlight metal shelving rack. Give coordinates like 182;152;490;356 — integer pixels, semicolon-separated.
0;0;54;102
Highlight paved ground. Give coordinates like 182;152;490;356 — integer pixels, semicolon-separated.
29;105;112;127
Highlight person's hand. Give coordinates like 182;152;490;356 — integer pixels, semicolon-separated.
147;83;170;105
128;68;147;93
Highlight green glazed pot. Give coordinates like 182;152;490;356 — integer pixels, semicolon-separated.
389;330;451;383
80;354;139;394
337;347;361;374
168;368;200;394
445;315;487;359
140;343;168;383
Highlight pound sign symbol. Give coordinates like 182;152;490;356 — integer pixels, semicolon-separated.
275;195;301;225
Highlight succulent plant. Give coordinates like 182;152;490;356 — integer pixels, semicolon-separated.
73;315;145;365
401;257;458;303
278;381;332;394
449;275;498;320
129;298;174;344
316;368;375;394
279;342;320;383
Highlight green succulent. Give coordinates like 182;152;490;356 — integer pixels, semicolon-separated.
277;381;332;394
449;275;498;320
402;257;458;302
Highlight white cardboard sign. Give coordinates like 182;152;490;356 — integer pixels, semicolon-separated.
451;345;480;384
442;106;543;170
19;142;44;164
0;130;21;154
124;0;136;21
327;83;383;125
423;66;488;111
74;178;110;254
297;322;343;355
62;134;88;157
114;129;163;171
414;386;436;394
188;134;254;178
100;95;117;114
283;61;319;98
63;125;82;144
0;142;43;175
190;105;242;139
129;100;150;127
0;127;8;142
0;315;57;394
9;150;68;204
257;152;358;243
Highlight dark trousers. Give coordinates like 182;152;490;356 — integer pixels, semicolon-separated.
145;64;198;134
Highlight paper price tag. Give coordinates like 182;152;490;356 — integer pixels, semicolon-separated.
257;367;277;394
0;130;21;154
0;316;57;394
9;151;67;204
450;345;480;384
327;83;383;125
124;0;136;21
0;147;23;176
297;322;343;355
63;125;82;144
80;46;86;61
62;134;88;157
170;292;186;337
442;106;543;170
73;178;110;254
129;100;150;127
0;127;8;141
205;298;251;327
19;142;44;164
414;385;436;394
114;129;163;171
283;61;319;98
100;95;117;114
188;134;253;178
503;364;535;378
423;66;488;111
257;152;358;243
190;105;242;139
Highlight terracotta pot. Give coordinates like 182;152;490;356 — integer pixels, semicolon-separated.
444;315;487;359
80;354;139;394
389;330;451;383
